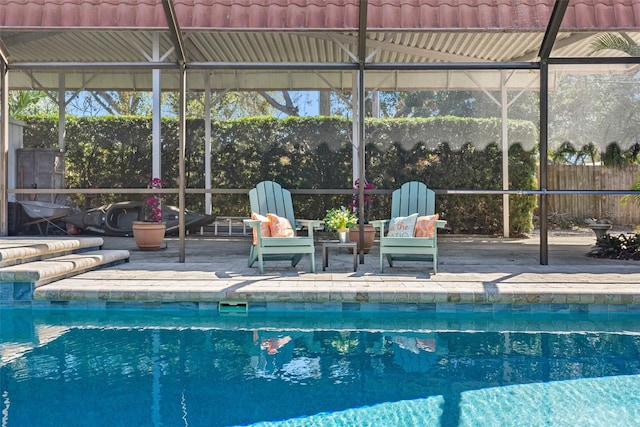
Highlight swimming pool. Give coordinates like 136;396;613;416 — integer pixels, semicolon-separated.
2;308;640;426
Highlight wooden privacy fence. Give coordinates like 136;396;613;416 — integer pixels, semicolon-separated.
544;164;640;227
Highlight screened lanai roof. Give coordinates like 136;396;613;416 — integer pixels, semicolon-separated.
1;0;640;92
2;0;640;263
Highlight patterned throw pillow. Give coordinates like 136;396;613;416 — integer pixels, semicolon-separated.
267;213;296;238
414;214;440;238
386;213;419;237
251;212;271;245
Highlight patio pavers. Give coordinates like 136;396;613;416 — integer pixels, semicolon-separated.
26;232;640;312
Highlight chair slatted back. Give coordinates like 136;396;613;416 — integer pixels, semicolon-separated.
249;181;298;235
390;181;435;219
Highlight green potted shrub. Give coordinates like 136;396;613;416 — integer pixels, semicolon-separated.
324;206;358;242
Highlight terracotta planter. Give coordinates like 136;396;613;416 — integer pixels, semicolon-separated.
349;224;376;254
132;221;166;251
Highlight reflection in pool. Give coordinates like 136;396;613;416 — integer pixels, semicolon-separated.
2;309;640;426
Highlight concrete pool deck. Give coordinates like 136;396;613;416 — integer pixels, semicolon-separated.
30;231;640;312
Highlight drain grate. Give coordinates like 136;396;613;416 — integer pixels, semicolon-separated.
218;301;248;315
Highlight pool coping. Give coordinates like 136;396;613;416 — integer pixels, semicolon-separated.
4;234;640;313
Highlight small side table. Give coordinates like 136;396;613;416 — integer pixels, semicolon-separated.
322;241;357;272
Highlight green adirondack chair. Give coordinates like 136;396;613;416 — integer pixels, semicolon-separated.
244;181;322;273
370;182;446;274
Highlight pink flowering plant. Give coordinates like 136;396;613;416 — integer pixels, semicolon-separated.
145;176;164;222
350;178;374;223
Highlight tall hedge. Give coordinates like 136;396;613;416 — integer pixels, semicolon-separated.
21;115;538;236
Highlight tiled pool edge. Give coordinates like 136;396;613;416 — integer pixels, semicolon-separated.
6;299;640;313
4;278;640;313
4;234;639;314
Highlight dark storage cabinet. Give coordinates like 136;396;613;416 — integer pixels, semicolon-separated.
16;149;65;203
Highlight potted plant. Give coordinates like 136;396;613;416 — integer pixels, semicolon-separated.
132;176;167;250
349;179;376;253
324;206;358;243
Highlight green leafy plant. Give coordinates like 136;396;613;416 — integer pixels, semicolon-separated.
621;172;640;233
589;32;640;57
621;173;640;207
22;115;539;234
589;233;640;260
324;206;358;231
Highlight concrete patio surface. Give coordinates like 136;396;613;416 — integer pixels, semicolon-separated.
31;230;640;312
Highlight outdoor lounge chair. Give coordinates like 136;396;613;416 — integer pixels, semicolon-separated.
371;181;446;274
244;181;322;273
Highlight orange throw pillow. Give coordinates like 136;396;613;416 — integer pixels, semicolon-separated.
251;212;271;245
267;213;295;238
414;214;439;238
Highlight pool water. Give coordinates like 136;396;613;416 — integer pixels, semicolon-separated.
2;309;640;427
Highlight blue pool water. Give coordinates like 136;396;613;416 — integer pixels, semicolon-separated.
2;308;640;427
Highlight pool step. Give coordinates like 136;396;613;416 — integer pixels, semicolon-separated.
0;237;104;268
1;250;130;287
1;242;130;305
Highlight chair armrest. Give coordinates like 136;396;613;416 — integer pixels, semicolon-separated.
369;220;389;237
296;219;323;227
243;219;263;245
436;220;447;228
369;220;388;230
243;219;261;228
296;219;324;239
